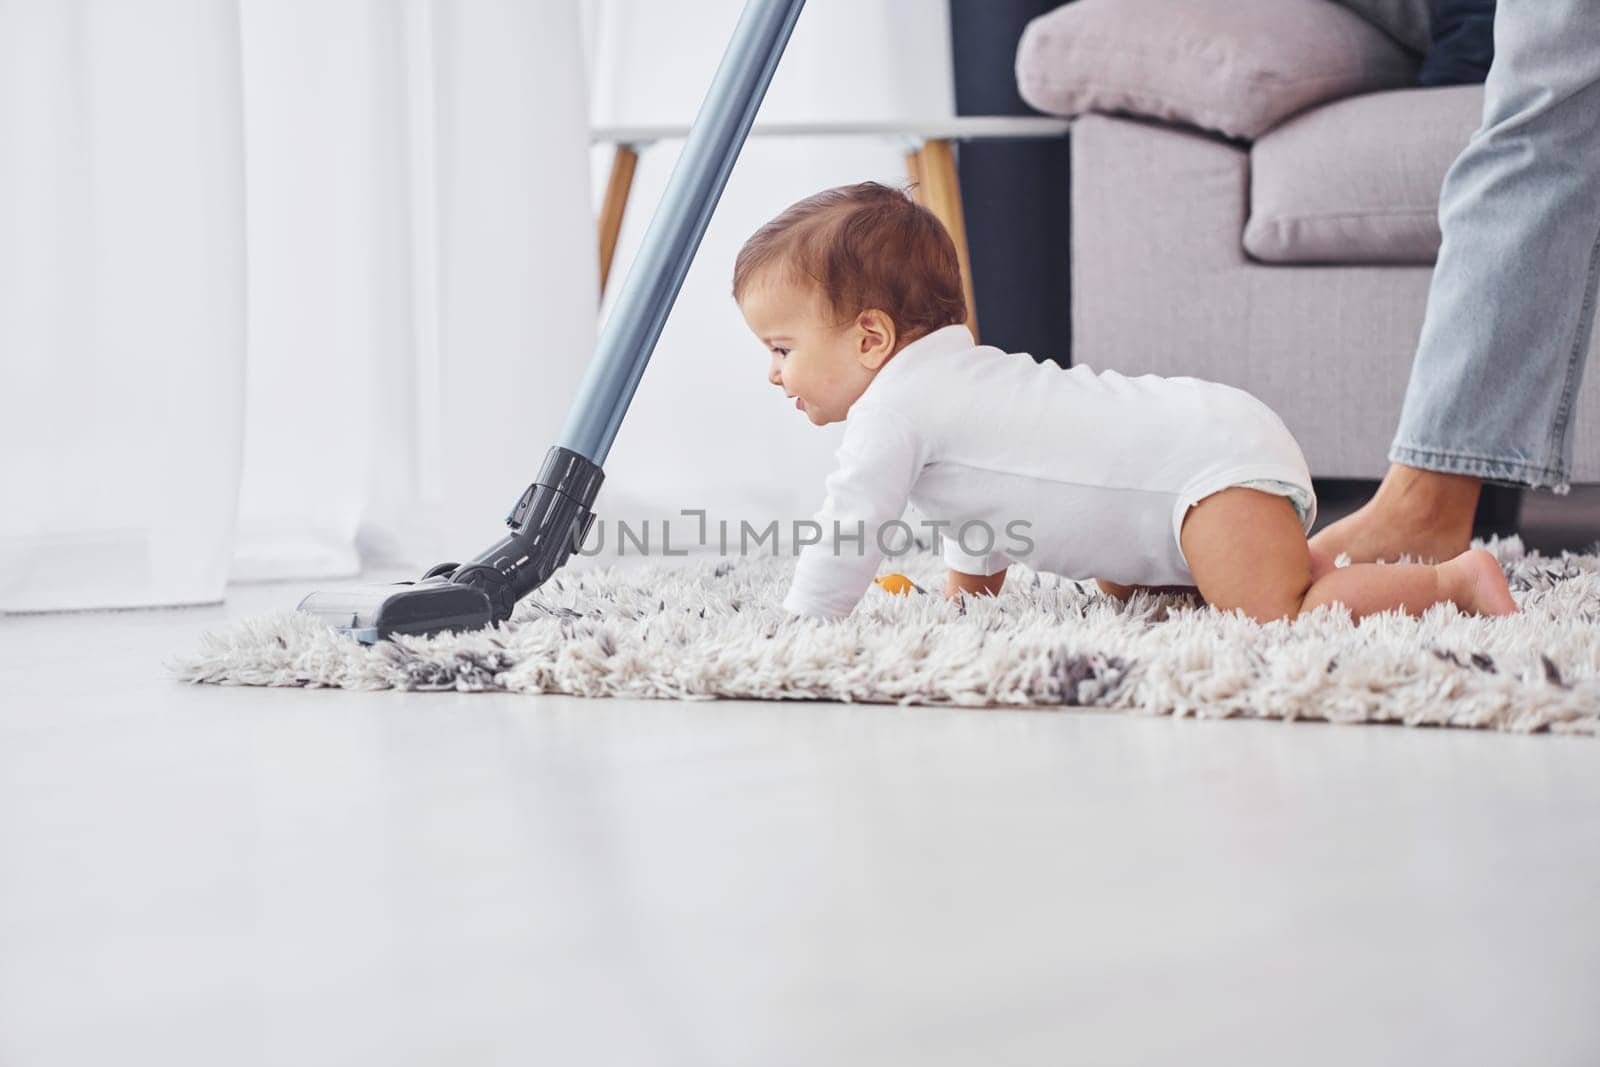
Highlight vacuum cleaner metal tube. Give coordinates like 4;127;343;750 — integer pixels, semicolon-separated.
445;0;807;624
560;0;806;467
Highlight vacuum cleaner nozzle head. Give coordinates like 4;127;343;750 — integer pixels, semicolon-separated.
296;576;494;645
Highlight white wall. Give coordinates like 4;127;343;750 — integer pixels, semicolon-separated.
579;0;955;558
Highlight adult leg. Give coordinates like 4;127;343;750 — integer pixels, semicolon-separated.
1311;0;1600;564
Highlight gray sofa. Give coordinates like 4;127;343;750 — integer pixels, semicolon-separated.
1013;0;1600;484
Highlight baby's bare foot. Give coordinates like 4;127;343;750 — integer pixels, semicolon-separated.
1440;549;1519;616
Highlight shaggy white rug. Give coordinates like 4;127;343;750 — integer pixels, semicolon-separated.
168;535;1600;734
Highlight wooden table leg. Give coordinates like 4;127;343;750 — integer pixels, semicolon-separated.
598;144;638;300
904;148;926;205
914;139;979;342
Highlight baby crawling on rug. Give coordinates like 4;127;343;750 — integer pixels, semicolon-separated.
732;181;1518;625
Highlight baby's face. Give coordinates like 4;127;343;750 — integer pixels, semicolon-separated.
738;276;890;427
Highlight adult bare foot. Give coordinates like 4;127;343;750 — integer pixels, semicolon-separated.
1309;464;1482;564
1439;548;1520;616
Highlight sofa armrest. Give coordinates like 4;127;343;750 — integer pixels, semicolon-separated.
1016;0;1420;142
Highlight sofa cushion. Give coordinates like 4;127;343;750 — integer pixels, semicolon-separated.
1244;85;1484;265
1015;0;1419;142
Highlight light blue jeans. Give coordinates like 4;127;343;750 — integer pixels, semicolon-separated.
1389;0;1600;496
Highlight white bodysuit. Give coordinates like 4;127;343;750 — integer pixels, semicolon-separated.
781;323;1317;620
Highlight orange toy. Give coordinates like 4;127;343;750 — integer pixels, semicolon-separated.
873;573;925;596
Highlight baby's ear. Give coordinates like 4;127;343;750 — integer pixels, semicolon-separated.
855;309;895;358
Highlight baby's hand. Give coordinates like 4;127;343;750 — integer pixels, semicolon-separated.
944;568;1006;601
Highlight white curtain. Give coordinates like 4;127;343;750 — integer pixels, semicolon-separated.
0;0;246;612
0;0;594;612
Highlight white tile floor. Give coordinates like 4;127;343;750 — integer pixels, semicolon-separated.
2;568;1598;1066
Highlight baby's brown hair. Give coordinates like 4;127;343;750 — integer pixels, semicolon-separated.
731;181;967;348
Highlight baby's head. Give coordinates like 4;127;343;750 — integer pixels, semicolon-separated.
733;181;967;426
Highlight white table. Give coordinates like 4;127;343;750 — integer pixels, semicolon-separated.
590;116;1072;341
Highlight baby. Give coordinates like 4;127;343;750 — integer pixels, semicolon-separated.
732;181;1519;625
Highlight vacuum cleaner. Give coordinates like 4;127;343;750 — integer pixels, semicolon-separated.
297;0;808;644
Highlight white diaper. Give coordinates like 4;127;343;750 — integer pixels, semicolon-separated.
1233;477;1317;532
